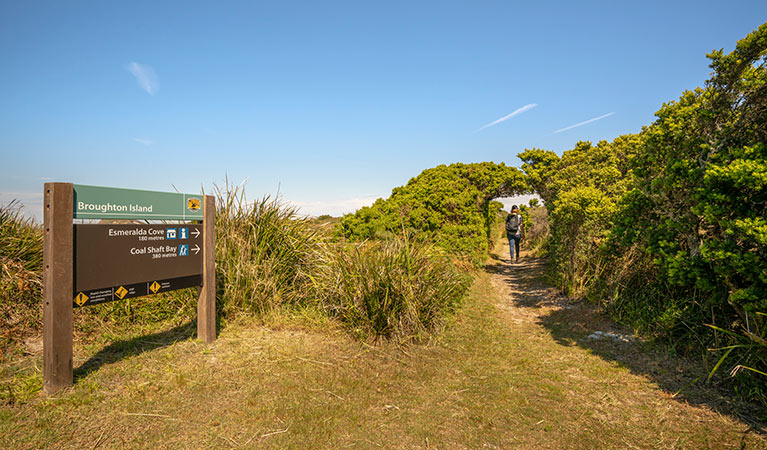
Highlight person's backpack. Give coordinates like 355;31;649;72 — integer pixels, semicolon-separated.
505;214;520;233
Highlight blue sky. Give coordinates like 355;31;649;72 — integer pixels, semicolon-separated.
1;1;765;219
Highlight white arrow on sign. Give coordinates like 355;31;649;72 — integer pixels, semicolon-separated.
192;244;201;255
191;229;201;239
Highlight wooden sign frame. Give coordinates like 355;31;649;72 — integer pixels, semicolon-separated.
42;182;216;394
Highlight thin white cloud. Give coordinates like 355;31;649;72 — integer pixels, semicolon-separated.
126;62;159;95
477;103;538;132
133;138;155;146
554;112;616;134
287;195;381;217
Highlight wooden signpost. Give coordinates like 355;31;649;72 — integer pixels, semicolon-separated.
43;183;216;394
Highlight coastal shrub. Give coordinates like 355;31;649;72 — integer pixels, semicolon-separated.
520;23;767;405
339;162;527;265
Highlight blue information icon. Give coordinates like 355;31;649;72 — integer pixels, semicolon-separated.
179;244;189;256
179;227;189;239
166;228;177;240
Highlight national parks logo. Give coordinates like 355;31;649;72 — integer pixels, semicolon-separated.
187;197;201;212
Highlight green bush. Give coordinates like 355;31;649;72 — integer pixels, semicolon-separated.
615;25;767;403
520;205;548;251
548;186;616;296
213;180;472;342
519;137;637;297
339;162;527;265
519;23;767;405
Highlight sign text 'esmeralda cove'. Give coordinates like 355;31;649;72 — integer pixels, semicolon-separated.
73;184;203;220
74;224;203;307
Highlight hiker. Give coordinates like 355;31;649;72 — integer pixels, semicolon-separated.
505;205;524;263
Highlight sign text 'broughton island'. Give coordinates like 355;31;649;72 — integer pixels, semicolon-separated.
73;184;203;220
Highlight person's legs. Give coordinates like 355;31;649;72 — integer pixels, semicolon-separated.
508;236;516;261
514;237;521;262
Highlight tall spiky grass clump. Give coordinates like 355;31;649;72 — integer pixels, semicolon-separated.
214;182;317;316
0;201;43;335
311;237;470;341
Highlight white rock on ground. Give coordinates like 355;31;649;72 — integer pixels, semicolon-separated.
586;330;635;343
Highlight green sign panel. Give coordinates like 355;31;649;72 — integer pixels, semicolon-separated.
73;184;204;220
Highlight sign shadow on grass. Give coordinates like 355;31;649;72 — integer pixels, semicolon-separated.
73;321;196;382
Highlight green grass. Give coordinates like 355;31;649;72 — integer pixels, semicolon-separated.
1;263;762;449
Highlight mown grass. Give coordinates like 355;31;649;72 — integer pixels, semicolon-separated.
1;266;762;449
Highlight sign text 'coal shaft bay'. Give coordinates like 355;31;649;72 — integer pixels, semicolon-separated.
73;184;203;220
74;224;203;306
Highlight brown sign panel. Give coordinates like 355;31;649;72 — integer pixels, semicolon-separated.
74;224;203;306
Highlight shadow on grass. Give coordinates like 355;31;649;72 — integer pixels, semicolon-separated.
485;255;767;434
485;255;553;309
74;321;196;382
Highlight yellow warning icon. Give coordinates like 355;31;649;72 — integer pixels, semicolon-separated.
115;286;128;299
149;281;161;294
74;292;89;306
187;197;201;212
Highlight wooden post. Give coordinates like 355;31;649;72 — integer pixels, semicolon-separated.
197;194;216;343
43;182;74;394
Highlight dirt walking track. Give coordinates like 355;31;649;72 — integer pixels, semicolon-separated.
482;247;766;448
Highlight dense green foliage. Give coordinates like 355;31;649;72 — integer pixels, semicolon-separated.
339;162;527;264
522;24;767;404
520;137;638;295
